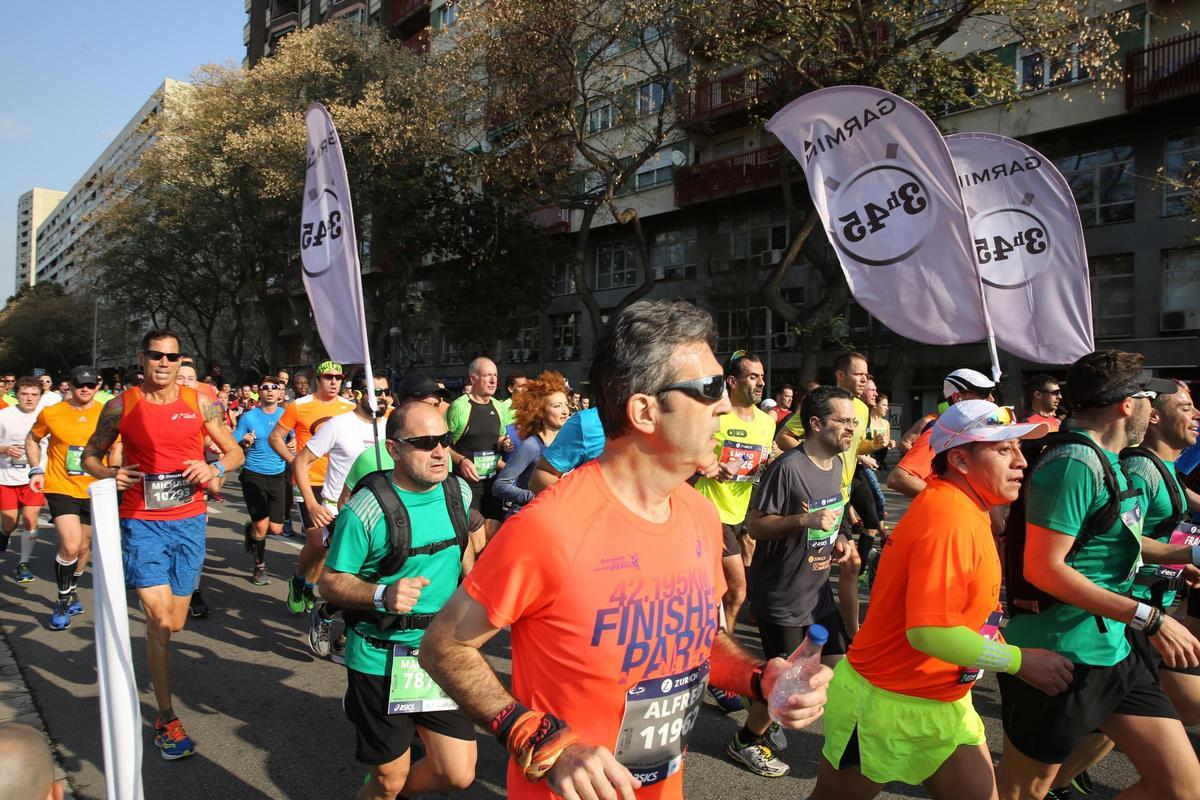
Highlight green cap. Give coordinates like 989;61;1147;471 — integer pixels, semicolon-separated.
315;360;343;376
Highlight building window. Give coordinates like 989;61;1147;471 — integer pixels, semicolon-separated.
587;101;616;134
1055;146;1135;226
552;261;576;296
433;2;458;30
442;334;465;365
506;317;540;364
715;299;769;354
635;149;675;191
638;82;666;115
1164;131;1199;216
714;210;789;271
550;313;580;360
595;241;639;290
1089;253;1135;339
1018;46;1090;92
1162;247;1200;313
651;228;698;280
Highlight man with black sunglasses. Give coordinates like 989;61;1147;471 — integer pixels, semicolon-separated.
297;371;391;659
321;399;484;798
233;376;289;585
1022;373;1062;433
82;328;243;761
421;300;832;800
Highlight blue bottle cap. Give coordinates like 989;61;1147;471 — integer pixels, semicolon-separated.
807;624;829;646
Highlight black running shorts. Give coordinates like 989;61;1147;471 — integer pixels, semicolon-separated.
343;668;475;765
999;634;1176;764
721;523;743;558
757;607;851;660
297;484;325;529
239;469;287;524
45;493;91;526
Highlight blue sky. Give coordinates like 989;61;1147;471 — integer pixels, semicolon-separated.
1;2;247;296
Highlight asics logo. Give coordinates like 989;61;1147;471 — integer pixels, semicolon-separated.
171;412;198;421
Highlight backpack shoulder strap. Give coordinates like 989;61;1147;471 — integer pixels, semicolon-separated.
1039;431;1128;553
442;475;471;554
1121;446;1185;536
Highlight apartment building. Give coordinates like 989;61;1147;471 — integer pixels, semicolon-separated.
13;188;65;293
243;0;435;67
32;79;191;294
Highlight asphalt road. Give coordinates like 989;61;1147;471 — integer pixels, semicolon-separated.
0;476;1168;799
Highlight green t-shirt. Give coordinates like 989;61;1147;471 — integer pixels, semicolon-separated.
344;443;395;495
695;406;778;525
1125;455;1184;607
1005;434;1146;666
326;476;472;676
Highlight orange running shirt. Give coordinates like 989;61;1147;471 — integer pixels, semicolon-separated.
30;401;104;498
464;461;726;799
895;427;936;483
847;477;1002;702
1022;412;1061;432
276;395;354;484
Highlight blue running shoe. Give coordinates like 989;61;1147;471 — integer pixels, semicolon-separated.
49;598;71;630
16;562;34;583
154;717;196;761
67;592;84;615
708;685;746;713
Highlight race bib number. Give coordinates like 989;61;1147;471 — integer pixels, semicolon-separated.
65;445;85;477
614;662;708;787
959;608;1004;683
142;471;194;510
719;440;767;483
385;645;458;715
1154;523;1200;581
472;451;499;479
804;495;845;573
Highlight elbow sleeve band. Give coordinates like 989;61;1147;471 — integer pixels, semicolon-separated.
975;638;1021;674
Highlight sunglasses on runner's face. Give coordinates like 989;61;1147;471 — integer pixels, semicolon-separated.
259;383;281;391
143;350;182;362
392;432;453;451
320;373;344;381
657;374;726;403
73;383;98;390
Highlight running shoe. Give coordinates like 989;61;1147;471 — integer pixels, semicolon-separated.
331;632;347;665
67;592;84;615
210;493;225;503
154;717;196;761
765;721;788;751
1071;771;1096;797
303;586;316;613
286;578;305;614
726;733;789;778
189;590;211;618
308;606;333;657
251;563;269;586
16;562;34;583
49;597;71;630
707;685;745;713
1044;788;1075;800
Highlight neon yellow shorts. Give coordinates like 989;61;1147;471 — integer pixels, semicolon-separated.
821;660;986;786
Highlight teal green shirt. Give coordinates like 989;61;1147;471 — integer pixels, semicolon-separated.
1125;455;1184;607
344;443;395;495
1005;433;1145;666
326;476;472;676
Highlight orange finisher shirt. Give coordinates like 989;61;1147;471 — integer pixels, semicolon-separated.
464;461;726;799
895;426;936;483
277;395;354;484
847;477;1002;702
30;401;105;498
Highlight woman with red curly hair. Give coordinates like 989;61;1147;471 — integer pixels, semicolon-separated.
492;371;570;517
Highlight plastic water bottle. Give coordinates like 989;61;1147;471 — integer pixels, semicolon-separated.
767;624;828;723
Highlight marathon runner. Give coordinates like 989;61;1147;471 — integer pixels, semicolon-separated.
693;349;775;714
527;405;605;494
36;374;62;408
728;385;857;778
776;351;872;636
321;399;485;800
269;360;355;614
26;366;116;629
297;372;390;658
0;377;48;583
446;357;513;520
82;328;243;760
279;370;311;537
420;300;832;800
0;722;63;800
232;375;288;585
996;351;1200;800
812;400;1071;800
1021;373;1063;432
491;371;570;519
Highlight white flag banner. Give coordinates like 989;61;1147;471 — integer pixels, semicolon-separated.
766;86;994;352
947;133;1094;364
301;103;376;411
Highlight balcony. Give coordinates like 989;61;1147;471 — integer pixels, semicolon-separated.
681;70;770;126
391;0;428;25
674;144;786;206
269;10;299;33
1126;30;1200;110
402;30;429;55
530;206;571;234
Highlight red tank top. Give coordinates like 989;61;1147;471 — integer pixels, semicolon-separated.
118;386;206;520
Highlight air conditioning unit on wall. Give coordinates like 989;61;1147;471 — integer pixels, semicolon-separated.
773;332;796;350
1160;309;1200;332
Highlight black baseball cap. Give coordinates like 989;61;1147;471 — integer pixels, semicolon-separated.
1071;370;1178;409
395;374;452;403
70;366;99;385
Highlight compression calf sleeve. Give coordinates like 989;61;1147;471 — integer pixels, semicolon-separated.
252;537;266;564
54;556;77;595
906;626;1022;674
19;530;36;562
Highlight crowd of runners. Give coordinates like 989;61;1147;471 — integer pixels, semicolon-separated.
1;298;1200;800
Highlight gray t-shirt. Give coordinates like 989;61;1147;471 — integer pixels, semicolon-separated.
747;445;848;627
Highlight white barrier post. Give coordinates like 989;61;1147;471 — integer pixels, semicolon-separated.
89;478;144;800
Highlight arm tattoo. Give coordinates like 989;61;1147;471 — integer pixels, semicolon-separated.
201;396;224;424
84;399;123;462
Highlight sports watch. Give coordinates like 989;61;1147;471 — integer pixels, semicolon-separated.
373;583;388;611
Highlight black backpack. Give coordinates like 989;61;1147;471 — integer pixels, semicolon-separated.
1119;447;1185;538
1004;431;1138;616
341;470;471;635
